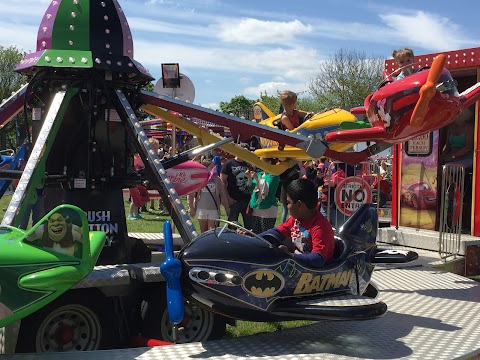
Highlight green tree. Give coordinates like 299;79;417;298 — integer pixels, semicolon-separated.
137;81;156;121
142;81;155;92
257;91;281;115
0;46;26;100
257;91;325;115
297;97;324;112
308;48;384;110
0;45;28;149
219;95;255;119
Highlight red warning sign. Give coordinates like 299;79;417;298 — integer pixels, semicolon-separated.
335;177;372;216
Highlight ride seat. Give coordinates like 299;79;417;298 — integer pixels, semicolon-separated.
332;235;350;262
272;115;308;131
321;236;350;270
272;119;285;130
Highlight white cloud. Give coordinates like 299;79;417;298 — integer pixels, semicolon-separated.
214;18;312;45
303;10;477;54
243;81;307;98
129;17;212;38
2;0;49;14
134;38;323;105
379;11;475;51
0;24;38;53
0;1;50;52
135;39;321;79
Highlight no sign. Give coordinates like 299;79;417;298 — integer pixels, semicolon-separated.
335;177;372;216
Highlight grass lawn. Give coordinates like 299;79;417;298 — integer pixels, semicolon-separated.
0;194;316;338
124;197;210;233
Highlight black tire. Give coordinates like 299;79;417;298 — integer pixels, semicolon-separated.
159;300;215;343
16;290;117;353
371;189;387;208
209;315;227;340
142;287;225;343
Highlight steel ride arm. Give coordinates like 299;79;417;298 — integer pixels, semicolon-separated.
141;90;327;159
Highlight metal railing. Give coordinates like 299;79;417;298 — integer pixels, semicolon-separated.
438;164;464;260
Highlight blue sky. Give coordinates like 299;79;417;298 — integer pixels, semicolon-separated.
1;0;479;110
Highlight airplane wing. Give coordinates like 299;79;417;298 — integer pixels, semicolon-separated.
271;294;387;321
325;126;387;143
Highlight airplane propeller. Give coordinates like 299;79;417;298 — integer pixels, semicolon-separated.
159;220;184;341
410;54;446;128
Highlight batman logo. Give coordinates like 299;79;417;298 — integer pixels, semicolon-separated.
242;270;284;298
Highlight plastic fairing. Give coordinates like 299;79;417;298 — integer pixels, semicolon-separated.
338;204;378;245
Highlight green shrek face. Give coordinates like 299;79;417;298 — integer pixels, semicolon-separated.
47;213;68;242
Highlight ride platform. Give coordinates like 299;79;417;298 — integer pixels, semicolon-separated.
6;248;480;360
378;225;480;276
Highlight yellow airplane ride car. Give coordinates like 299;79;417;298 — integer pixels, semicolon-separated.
252;102;361;161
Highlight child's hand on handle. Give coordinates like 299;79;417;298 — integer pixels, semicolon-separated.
278;245;293;256
236;229;254;236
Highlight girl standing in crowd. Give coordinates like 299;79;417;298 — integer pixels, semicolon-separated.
188;159;230;233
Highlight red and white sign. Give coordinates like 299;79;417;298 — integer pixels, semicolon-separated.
124;160;209;199
335;177;372;216
167;160;209;196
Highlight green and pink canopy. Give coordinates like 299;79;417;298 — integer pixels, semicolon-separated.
16;0;153;83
